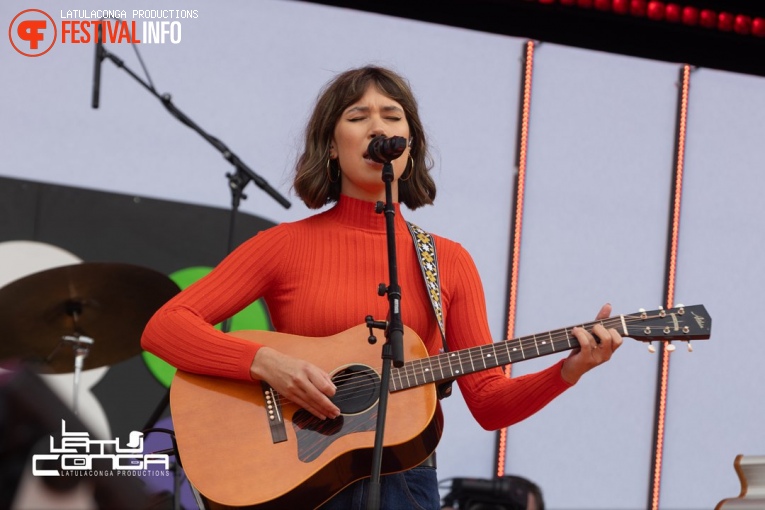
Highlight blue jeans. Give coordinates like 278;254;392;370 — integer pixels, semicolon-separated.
318;467;440;510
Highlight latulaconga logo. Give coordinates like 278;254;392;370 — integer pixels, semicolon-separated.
33;420;170;476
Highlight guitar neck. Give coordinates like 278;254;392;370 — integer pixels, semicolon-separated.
389;316;624;392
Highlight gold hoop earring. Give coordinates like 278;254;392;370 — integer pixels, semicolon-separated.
326;158;339;183
400;154;414;182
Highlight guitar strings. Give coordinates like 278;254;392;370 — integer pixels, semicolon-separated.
267;313;682;408
274;313;680;405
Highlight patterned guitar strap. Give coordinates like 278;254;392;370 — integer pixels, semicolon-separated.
407;222;453;399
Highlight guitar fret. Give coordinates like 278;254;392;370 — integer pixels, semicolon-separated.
447;352;456;376
506;340;521;362
501;342;511;365
436;353;447;380
500;343;512;365
412;360;421;386
532;334;540;356
539;333;555;356
489;343;498;368
453;352;464;376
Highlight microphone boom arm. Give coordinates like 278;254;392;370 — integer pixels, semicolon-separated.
96;47;291;210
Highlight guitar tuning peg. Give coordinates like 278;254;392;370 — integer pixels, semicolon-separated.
675;303;685;308
686;341;693;352
647;342;656;353
666;342;676;352
639;308;646;313
658;305;664;310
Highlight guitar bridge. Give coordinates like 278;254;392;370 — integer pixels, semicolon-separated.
261;381;287;443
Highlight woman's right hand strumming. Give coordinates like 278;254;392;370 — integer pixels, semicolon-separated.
250;347;341;421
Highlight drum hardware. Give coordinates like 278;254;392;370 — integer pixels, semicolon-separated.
0;262;179;413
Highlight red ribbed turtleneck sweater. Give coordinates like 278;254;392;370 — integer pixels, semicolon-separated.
141;195;571;430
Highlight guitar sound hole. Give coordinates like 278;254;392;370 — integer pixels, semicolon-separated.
330;364;380;415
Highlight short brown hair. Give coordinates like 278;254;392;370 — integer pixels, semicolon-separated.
293;66;436;209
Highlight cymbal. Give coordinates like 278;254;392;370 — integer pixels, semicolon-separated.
0;262;179;373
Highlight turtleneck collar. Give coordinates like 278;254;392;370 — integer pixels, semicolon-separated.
322;194;408;233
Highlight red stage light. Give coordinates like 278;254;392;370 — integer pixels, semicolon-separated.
681;6;698;26
665;3;680;22
647;1;665;21
753;18;765;37
612;0;629;14
594;0;611;11
717;12;734;31
543;0;764;39
630;0;646;17
734;15;751;35
699;9;716;28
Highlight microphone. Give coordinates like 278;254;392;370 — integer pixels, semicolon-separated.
91;22;104;109
367;135;407;163
449;477;515;501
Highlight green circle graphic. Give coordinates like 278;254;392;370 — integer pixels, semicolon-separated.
142;266;271;387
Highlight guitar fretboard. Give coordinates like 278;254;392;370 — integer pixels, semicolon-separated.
389;316;624;392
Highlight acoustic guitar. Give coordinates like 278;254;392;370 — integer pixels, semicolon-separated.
170;305;711;509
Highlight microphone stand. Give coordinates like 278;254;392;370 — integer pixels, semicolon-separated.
95;46;291;329
94;44;290;508
95;47;290;212
365;159;406;510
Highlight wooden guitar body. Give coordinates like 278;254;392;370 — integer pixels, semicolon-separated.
170;324;441;510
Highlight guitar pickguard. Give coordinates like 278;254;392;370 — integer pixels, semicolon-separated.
293;363;381;462
293;406;378;462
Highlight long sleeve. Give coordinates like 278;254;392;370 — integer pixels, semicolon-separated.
141;226;290;381
141;195;574;429
437;241;573;431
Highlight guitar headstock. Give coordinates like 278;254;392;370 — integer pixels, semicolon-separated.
623;304;711;352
